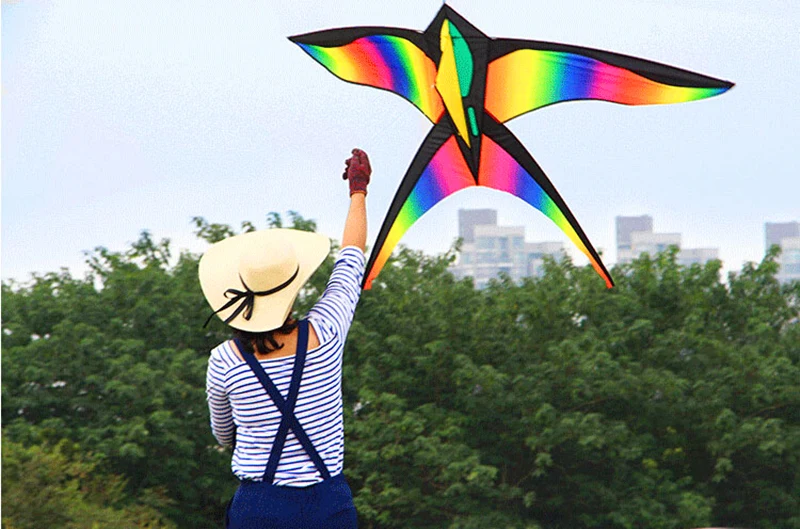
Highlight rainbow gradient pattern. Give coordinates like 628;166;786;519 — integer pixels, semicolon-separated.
363;136;474;289
294;5;732;289
296;36;444;122
485;50;730;123
478;135;613;288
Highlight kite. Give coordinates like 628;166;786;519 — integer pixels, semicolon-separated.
290;5;733;289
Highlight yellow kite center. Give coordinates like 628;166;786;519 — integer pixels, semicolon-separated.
435;21;471;147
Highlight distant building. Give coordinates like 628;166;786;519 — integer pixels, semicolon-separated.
525;241;567;278
765;222;800;251
618;230;681;264
452;210;565;289
677;247;720;267
616;215;653;254
458;209;497;244
765;222;800;284
616;215;719;266
776;237;800;284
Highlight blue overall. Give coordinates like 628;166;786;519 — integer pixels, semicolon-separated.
225;320;358;529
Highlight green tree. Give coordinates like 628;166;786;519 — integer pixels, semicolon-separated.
2;435;175;528
3;216;798;529
1;212;334;528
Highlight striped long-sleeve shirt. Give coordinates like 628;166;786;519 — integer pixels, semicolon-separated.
206;246;365;486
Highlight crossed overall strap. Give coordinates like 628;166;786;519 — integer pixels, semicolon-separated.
237;319;331;483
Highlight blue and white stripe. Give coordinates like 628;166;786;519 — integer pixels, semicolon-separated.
206;246;365;486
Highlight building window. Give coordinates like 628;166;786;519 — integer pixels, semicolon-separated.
477;252;496;264
477;238;494;249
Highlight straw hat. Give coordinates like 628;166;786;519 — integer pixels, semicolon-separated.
199;229;330;332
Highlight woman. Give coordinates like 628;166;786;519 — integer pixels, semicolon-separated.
199;149;371;528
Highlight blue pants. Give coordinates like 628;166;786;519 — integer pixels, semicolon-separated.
226;474;357;529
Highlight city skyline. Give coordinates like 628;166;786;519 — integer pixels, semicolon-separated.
451;209;567;289
615;214;719;267
2;198;796;284
452;209;796;267
450;209;798;287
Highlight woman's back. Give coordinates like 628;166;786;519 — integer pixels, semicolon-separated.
206;247;365;486
202;148;371;528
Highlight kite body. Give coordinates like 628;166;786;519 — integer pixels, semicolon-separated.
290;6;733;289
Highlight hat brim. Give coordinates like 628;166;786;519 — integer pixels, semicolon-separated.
198;229;330;332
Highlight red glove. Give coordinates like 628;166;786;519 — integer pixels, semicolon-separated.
342;148;371;196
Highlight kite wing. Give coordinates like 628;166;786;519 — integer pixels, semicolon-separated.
485;39;734;123
289;28;445;122
363;122;475;289
479;118;614;288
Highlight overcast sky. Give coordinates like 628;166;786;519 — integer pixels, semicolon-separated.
3;0;798;284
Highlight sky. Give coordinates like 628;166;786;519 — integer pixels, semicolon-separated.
2;0;799;284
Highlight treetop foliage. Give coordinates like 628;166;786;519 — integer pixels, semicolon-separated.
3;212;799;529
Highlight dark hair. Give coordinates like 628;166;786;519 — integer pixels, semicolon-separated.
233;316;299;355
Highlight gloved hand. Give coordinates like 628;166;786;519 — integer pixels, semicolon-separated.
342;148;371;196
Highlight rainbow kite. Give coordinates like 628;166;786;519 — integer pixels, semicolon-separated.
291;5;733;289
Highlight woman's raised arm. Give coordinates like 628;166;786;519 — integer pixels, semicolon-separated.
341;149;370;251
